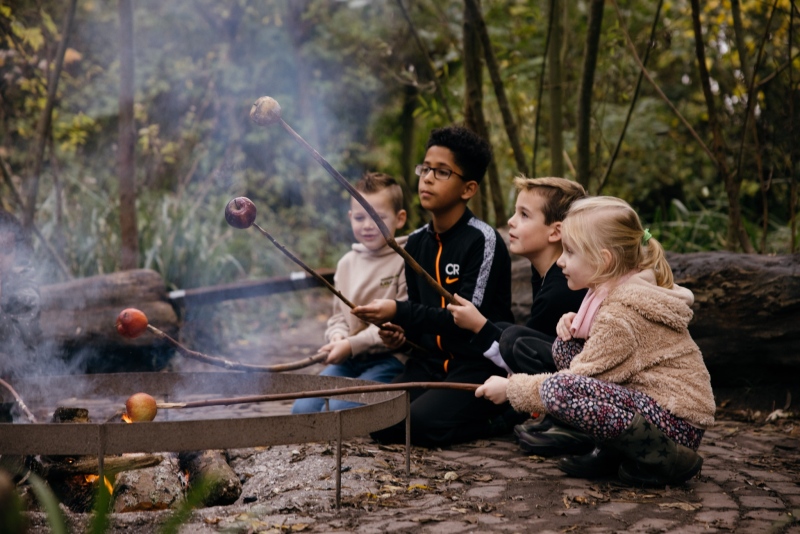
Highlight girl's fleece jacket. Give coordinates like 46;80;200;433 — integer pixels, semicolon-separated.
505;271;716;428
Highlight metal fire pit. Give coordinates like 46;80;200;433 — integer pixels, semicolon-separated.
0;372;411;507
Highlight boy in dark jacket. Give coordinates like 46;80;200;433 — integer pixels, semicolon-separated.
353;126;514;447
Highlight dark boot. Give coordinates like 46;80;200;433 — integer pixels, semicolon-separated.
513;414;554;440
557;446;624;478
518;423;594;457
608;413;703;487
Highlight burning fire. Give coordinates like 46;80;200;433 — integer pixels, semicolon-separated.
122;413;132;423
84;474;114;494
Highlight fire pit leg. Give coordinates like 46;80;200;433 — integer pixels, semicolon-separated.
405;392;411;477
335;411;342;509
98;423;107;483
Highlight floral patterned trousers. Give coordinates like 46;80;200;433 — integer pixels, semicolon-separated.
539;338;704;450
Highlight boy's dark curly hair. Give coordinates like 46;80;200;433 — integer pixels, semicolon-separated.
426;126;492;184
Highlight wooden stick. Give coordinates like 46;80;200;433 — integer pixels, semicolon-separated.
0;376;37;423
252;222;428;355
254;223;355;308
147;325;326;372
250;97;455;305
155;382;480;410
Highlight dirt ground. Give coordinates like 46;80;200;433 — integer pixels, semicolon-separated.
18;307;800;533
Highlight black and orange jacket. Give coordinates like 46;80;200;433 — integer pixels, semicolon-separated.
394;208;514;364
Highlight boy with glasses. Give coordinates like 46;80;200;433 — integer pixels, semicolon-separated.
353;126;514;447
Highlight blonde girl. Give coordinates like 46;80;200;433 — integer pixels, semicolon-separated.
475;197;715;487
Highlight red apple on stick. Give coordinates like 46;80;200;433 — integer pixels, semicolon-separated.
125;392;158;422
225;197;257;229
116;308;149;339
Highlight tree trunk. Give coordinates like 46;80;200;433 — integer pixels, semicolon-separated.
118;0;139;270
532;0;556;176
575;0;604;188
399;85;421;227
548;0;565;177
689;0;754;253
730;0;753;87
464;0;528;176
462;0;504;224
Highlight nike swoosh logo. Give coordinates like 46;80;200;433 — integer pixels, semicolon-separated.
445;276;459;284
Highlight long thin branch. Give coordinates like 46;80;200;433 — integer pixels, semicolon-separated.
1;156;73;278
146;324;326;372
252;222;428;355
394;0;454;122
532;0;556;176
23;0;78;230
155;382;480;410
610;0;715;164
597;0;663;194
0;377;37;423
274;116;456;304
736;0;779;252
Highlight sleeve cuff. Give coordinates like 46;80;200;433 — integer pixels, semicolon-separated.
471;321;502;352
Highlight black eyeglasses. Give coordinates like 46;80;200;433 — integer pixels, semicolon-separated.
415;164;463;181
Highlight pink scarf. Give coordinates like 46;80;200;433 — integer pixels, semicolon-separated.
570;272;636;339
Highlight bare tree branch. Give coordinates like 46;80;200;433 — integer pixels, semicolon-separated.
597;0;663;195
464;0;528;176
690;0;756;253
394;0;454;122
532;0;556;176
23;0;78;231
611;0;715;163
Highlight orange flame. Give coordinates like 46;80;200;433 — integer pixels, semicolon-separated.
122;413;132;423
84;474;114;494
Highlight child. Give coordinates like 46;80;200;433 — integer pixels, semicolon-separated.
447;177;590;453
353;126;514;447
475;197;715;487
0;210;43;379
448;176;587;373
291;173;408;414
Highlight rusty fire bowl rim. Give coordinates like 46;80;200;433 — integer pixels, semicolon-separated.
0;372;407;456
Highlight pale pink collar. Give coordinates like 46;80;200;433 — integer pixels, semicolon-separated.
570;271;636;339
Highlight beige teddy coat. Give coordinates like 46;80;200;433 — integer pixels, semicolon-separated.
505;272;716;429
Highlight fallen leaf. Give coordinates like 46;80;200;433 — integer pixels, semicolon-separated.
472;474;493;482
451;507;468;513
444;471;460;481
659;502;701;511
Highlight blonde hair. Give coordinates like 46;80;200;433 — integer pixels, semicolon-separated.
513;176;587;224
561;196;674;288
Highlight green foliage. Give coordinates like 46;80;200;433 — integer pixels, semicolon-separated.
0;0;797;303
27;473;67;534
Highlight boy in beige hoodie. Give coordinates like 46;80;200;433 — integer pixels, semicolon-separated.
292;173;408;413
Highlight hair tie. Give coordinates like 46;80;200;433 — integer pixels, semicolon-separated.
642;228;652;245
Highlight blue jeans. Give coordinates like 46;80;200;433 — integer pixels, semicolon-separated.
291;355;405;414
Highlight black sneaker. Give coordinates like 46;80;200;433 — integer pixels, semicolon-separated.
513;414;555;440
518;425;595;457
558;446;624;478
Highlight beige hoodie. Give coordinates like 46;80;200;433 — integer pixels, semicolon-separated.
506;271;716;428
325;235;408;358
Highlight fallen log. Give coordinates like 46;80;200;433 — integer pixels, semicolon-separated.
511;252;800;387
667;252;800;386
